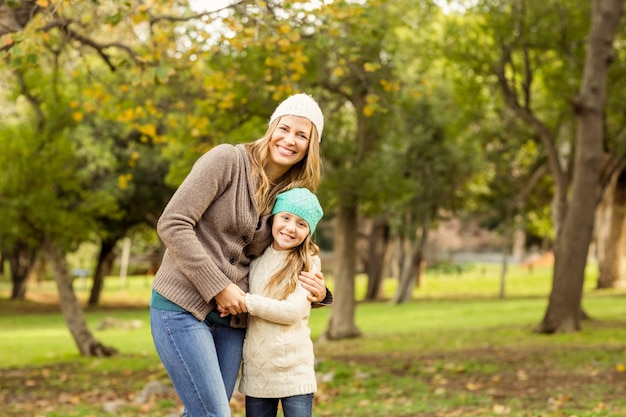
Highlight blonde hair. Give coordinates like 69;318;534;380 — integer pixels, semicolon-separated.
244;117;322;215
265;236;320;300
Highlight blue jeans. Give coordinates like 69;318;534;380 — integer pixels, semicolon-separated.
245;394;313;417
150;308;246;417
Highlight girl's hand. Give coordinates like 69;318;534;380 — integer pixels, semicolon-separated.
299;270;327;303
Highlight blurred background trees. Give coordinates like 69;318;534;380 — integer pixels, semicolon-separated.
0;0;624;353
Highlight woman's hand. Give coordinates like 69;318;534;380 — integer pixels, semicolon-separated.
299;270;327;303
214;283;247;315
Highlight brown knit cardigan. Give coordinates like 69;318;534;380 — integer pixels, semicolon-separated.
152;144;274;325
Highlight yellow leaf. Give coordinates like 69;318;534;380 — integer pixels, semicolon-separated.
72;112;84;122
36;0;49;7
594;402;608;411
363;62;379;72
138;124;157;137
616;363;625;372
118;174;132;190
363;105;375;117
129;151;139;167
135;106;146;117
277;38;290;51
118;109;134;123
365;94;379;104
465;382;480;391
332;67;344;77
2;36;14;48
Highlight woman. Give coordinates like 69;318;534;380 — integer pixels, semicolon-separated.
150;93;330;417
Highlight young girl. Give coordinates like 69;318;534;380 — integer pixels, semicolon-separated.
238;187;324;417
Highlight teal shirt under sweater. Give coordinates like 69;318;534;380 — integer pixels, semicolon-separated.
151;289;231;326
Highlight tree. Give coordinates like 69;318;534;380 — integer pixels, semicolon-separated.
538;0;625;333
384;92;479;303
0;119;40;299
87;126;174;305
307;0;410;339
595;168;626;289
363;215;390;300
4;0;382;350
440;0;626;331
1;0;165;354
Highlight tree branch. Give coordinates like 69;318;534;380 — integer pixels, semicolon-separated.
37;18;142;71
0;0;40;37
14;69;45;131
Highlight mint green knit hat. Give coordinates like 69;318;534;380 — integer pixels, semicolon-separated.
272;188;324;235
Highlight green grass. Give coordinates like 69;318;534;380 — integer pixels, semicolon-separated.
1;262;626;416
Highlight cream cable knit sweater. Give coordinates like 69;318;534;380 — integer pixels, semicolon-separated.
239;245;319;398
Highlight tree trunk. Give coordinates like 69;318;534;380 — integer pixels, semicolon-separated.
41;237;118;356
364;215;389;301
596;169;626;288
393;221;429;304
88;238;117;306
325;204;362;340
392;237;422;303
499;206;514;299
0;0;40;38
8;240;37;299
537;0;624;333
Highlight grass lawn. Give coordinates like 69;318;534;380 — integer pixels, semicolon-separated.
1;262;626;416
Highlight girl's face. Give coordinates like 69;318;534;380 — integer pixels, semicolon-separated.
271;211;310;251
267;115;312;180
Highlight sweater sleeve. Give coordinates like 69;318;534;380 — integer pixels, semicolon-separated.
156;145;237;300
308;256;332;308
245;255;320;324
245;283;312;325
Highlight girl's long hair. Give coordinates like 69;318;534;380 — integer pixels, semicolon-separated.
264;236;320;300
244;117;322;215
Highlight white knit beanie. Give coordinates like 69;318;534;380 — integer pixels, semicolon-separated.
269;93;324;142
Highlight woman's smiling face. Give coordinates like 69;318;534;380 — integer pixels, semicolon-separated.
266;115;312;180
